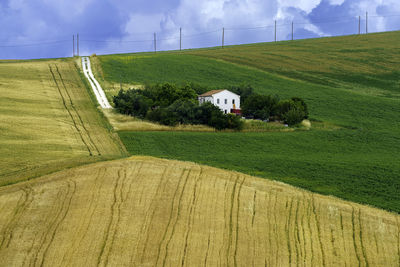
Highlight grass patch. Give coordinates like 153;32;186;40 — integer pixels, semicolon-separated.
97;32;400;212
119;130;400;212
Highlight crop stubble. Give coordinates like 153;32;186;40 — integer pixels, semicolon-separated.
0;156;398;266
0;59;125;186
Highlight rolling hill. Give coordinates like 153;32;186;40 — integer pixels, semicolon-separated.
0;157;399;266
94;31;400;212
0;58;126;186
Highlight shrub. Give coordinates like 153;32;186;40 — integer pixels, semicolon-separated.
229;84;254;104
113;89;152;118
291;97;309;118
226;114;244;131
146;108;178;126
242;94;278;120
283;107;306;126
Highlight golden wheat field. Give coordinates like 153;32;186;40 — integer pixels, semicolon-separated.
0;156;398;266
0;59;125;186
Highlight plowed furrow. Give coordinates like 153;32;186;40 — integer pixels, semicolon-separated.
34;180;76;267
162;170;191;267
0;186;33;249
54;65;101;156
48;65;92;156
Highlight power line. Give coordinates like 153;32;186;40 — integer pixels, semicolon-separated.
0;40;68;48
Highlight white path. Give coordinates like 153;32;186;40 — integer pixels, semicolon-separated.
82;56;112;109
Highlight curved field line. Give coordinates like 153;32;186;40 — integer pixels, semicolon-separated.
0;186;34;249
233;176;245;267
34;180;76;267
311;195;326;267
48;65;92;156
351;206;362;266
61;167;107;265
135;165;172;265
153;168;186;265
0;157;399;266
358;209;370;267
54;65;101;156
226;175;240;266
161;169;191;267
181;167;202;267
97;167;126;266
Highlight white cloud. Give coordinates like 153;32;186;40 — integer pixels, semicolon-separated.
328;0;346;5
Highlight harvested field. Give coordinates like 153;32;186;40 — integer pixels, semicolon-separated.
0;156;398;266
0;59;125;186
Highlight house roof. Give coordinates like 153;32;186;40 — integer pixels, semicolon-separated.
198;89;225;97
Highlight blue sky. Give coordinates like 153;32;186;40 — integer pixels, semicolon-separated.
0;0;399;59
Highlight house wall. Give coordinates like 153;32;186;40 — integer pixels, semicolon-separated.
212;90;240;114
198;96;214;105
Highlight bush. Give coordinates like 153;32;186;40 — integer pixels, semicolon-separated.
226;114;244;131
229;84;254;104
283;107;306;126
242;94;278;120
113;89;153;118
291;97;308;118
168;99;197;124
146;108;178;126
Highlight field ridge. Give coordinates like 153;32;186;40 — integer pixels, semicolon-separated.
0;157;398;266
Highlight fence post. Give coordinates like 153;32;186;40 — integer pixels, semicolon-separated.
291;21;294;41
180;27;182;51
73;35;75;57
222;27;225;48
154;32;157;53
366;12;368;34
77;33;79;56
275;20;277;42
358;16;361;34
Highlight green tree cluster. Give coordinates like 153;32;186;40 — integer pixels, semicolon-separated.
113;83;243;130
242;94;308;126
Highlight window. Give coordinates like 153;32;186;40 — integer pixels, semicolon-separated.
224;110;227;114
232;99;235;104
224;99;227;104
217;98;220;104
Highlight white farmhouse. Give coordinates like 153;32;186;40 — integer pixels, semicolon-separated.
198;89;241;114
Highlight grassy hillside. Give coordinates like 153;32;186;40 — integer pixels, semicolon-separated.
0;59;126;186
97;32;400;212
0;157;399;266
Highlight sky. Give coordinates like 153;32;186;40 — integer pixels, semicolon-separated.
0;0;399;59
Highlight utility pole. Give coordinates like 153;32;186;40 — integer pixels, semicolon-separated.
180;27;182;51
73;35;75;57
77;33;79;56
291;21;294;41
366;12;368;34
154;32;157;53
358;16;361;34
222;27;225;48
274;20;277;42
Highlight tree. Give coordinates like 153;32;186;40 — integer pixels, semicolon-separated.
242;94;278;120
113;89;152;118
283;107;306;126
291;97;308;118
229;84;254;104
146;108;178;126
276;99;307;126
168;99;197;124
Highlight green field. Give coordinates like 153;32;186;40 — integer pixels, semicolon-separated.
0;59;126;186
97;32;400;212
